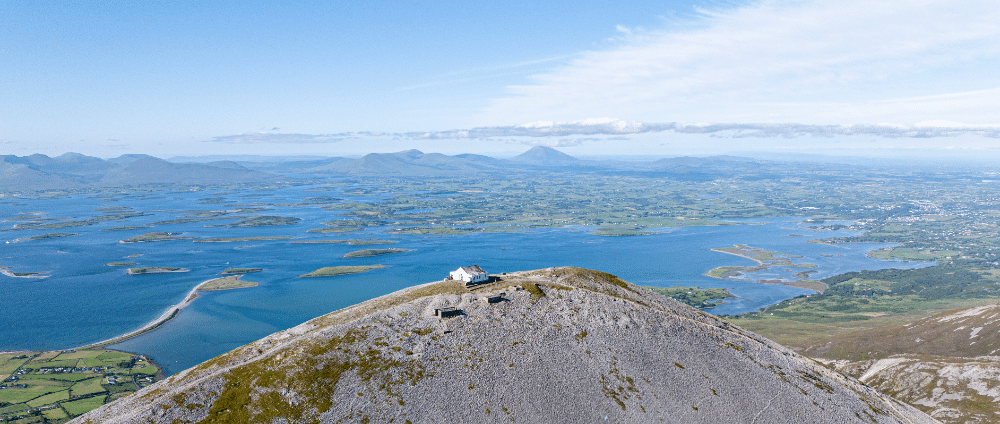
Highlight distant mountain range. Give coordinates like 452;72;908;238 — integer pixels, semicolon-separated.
1;146;870;193
0;153;293;192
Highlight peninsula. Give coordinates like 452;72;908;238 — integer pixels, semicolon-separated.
705;244;825;291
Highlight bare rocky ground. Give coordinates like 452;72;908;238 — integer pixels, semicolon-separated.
73;267;937;423
825;355;1000;424
815;304;1000;424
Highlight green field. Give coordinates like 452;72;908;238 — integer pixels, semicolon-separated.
69;377;107;396
25;390;69;408
299;265;387;278
42;407;68;420
61;396;106;416
0;349;160;421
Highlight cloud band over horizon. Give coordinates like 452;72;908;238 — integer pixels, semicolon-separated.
206;119;1000;145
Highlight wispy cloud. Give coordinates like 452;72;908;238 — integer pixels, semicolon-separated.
477;0;1000;126
509;138;598;148
206;117;1000;149
402;118;1000;140
207;132;358;144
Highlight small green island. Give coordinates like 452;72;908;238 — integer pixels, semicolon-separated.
99;226;148;232
342;248;412;258
120;232;197;243
220;268;263;275
384;226;482;235
299;265;387;278
590;227;661;237
127;267;189;275
0;349;161;422
306;227;363;233
28;233;79;240
0;267;49;279
706;244;817;279
289;239;395;245
197;275;258;291
645;286;735;309
105;262;137;267
194;236;293;243
211;216;302;228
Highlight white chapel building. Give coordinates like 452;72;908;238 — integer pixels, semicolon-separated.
450;265;488;284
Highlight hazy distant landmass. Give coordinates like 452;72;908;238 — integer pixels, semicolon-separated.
0;153;293;192
5;147;932;194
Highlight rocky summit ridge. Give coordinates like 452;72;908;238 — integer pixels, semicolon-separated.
74;268;937;423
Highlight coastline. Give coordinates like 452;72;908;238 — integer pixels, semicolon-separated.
704;248;826;292
710;248;765;266
78;276;238;349
0;267;49;279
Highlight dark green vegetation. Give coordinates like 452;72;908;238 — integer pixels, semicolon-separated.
127;267;188;275
298;265;387;278
147;215;254;226
0;349;160;422
341;248;412;258
212;216;301;227
220;268;263;275
289;239;395;245
194;236;292;242
26;233;78;241
1;212;149;232
730;266;1000;348
120;232;197;243
384;226;486;235
645;286;735;309
0;268;48;279
590;227;662;236
99;226;147;231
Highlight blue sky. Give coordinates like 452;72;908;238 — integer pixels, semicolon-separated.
3;1;999;158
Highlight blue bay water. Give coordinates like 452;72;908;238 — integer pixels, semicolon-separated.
0;185;929;374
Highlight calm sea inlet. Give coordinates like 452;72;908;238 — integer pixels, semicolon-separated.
0;184;929;374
